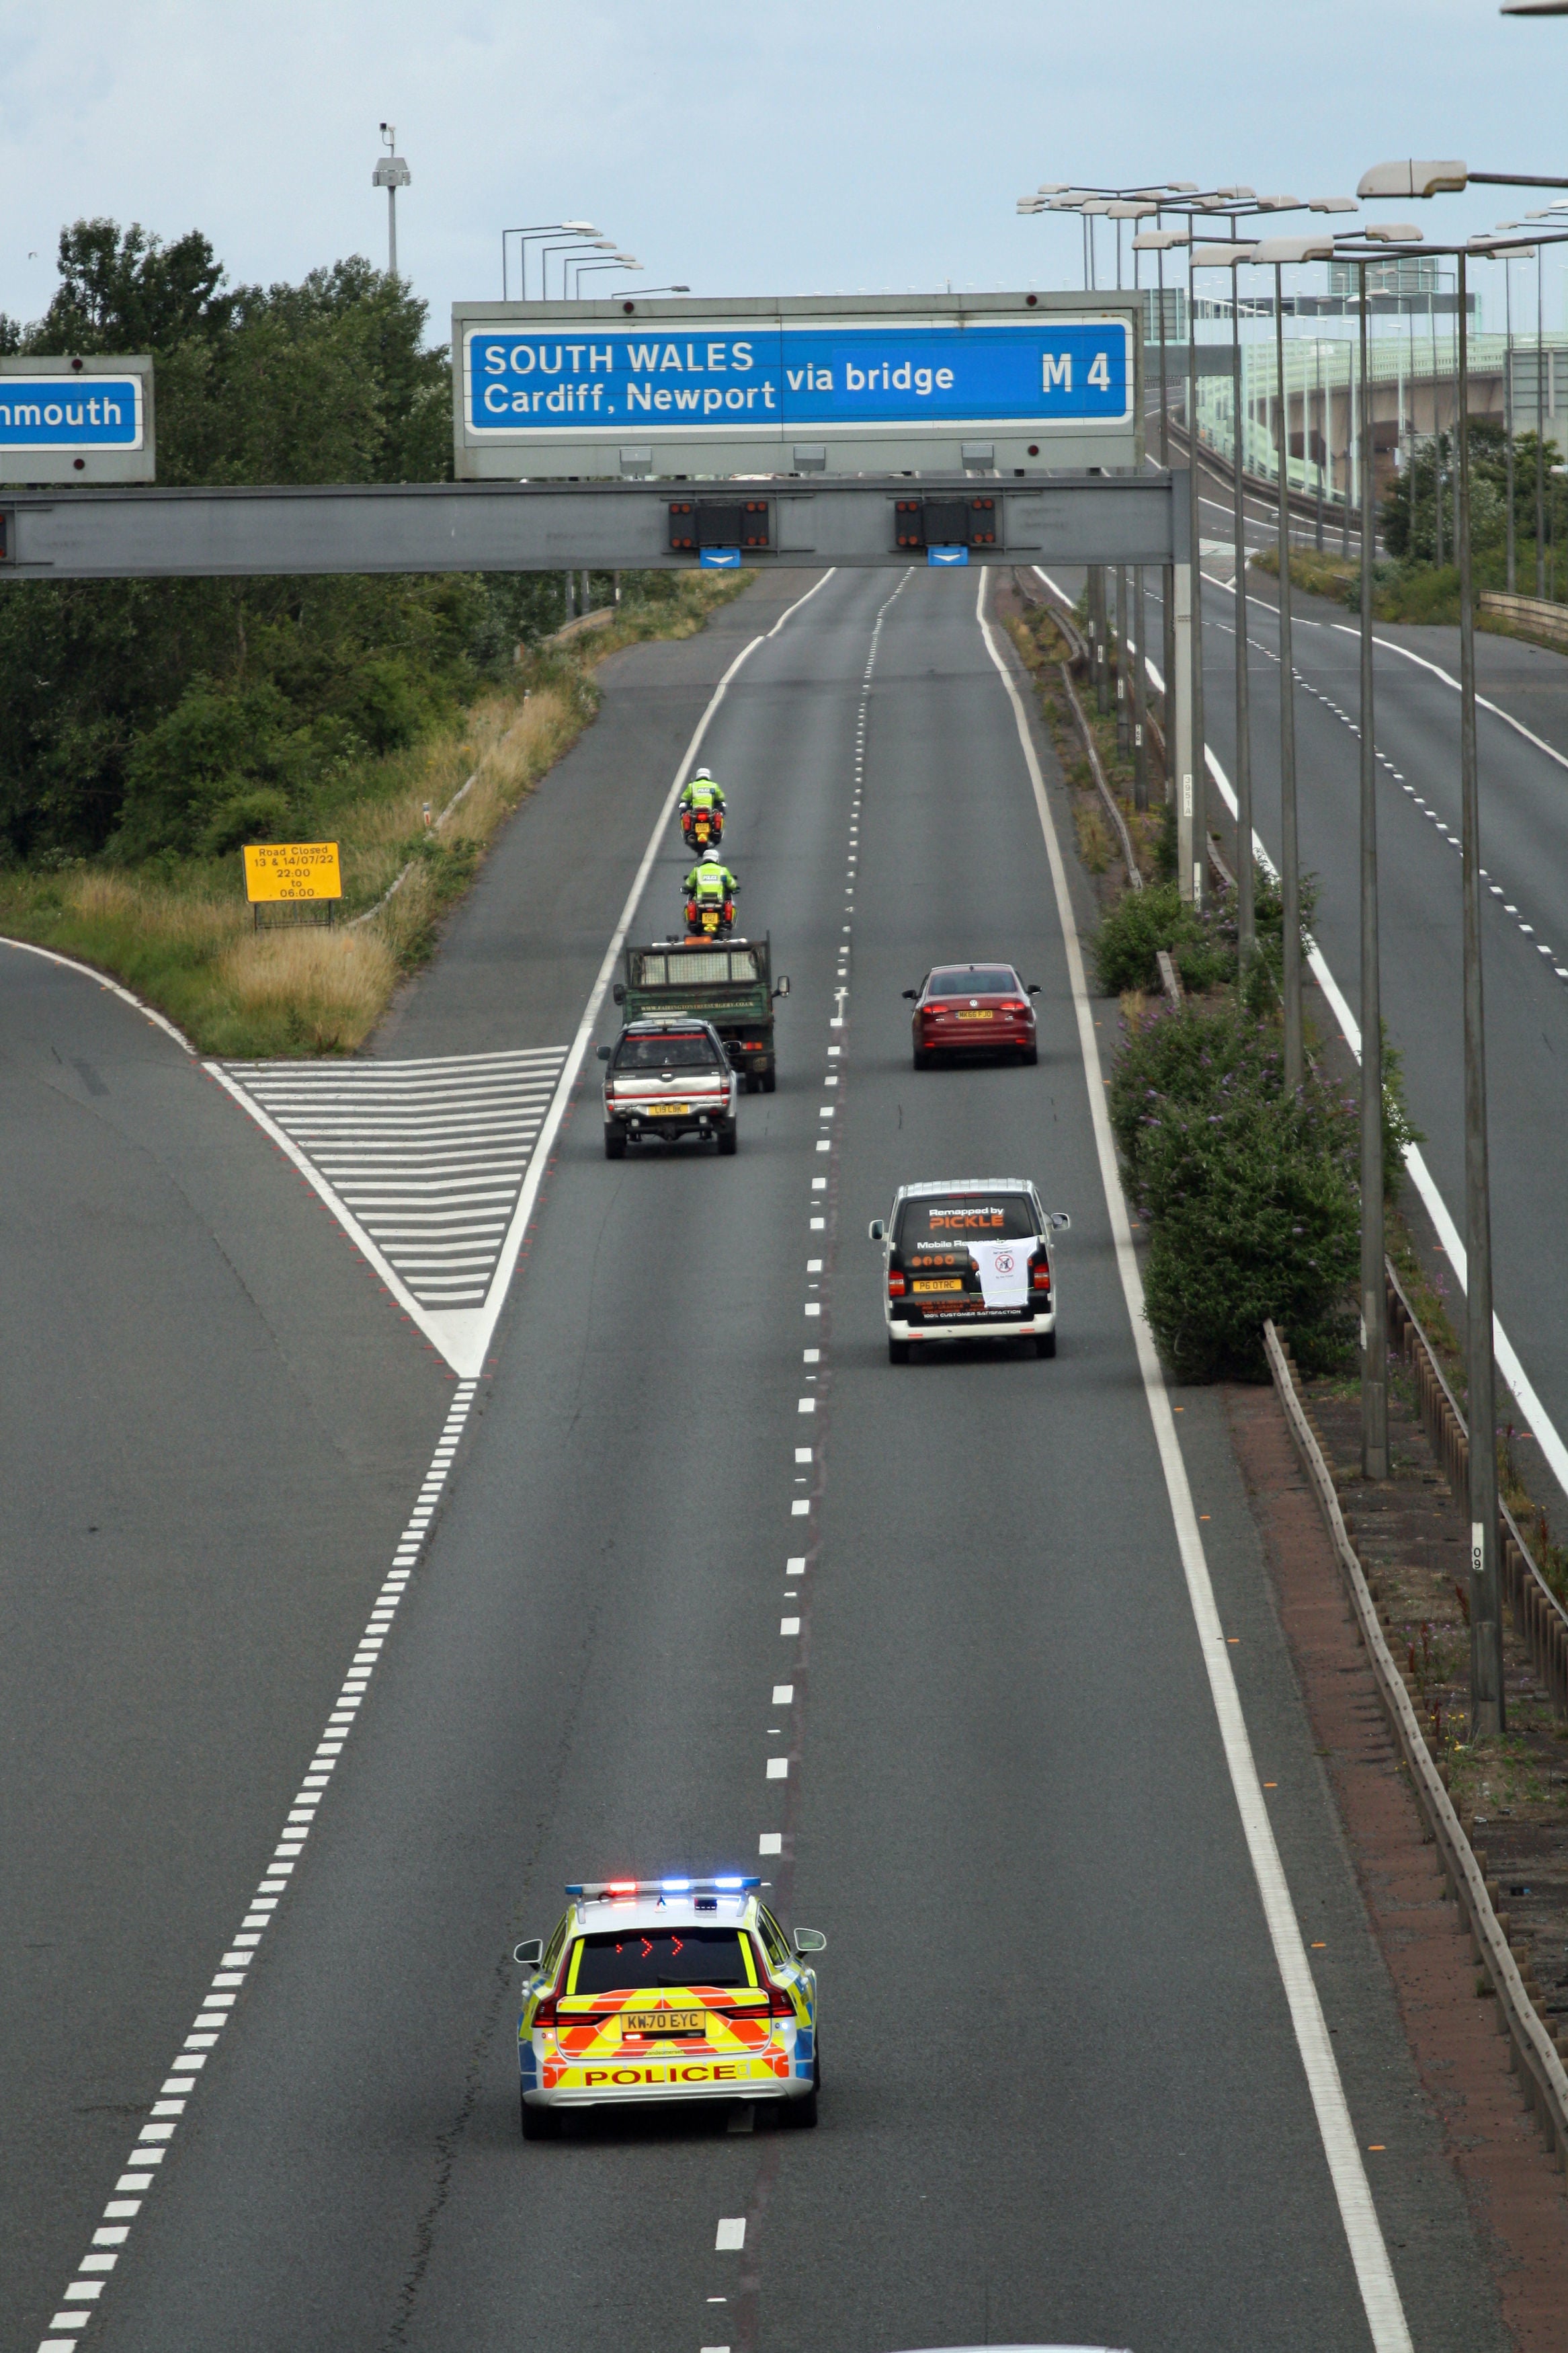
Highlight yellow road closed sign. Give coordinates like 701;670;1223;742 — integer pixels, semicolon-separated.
242;842;343;903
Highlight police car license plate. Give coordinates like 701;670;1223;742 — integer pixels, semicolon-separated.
624;2008;704;2035
646;1103;690;1115
912;1278;964;1293
956;1010;994;1020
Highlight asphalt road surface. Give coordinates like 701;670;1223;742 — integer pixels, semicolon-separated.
1137;557;1568;1513
14;572;1505;2352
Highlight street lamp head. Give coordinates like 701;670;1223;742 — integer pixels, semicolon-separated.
1165;182;1199;192
1249;235;1337;265
1311;197;1359;212
1036;182;1070;194
1357;158;1467;198
1105;199;1158;218
1361;222;1423;242
1132;227;1190;249
1190;241;1255;266
560;220;597;234
1257;194;1303;210
1016;198;1046;212
1212;185;1256;200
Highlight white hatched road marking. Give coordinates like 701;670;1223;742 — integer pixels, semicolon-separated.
210;1047;567;1369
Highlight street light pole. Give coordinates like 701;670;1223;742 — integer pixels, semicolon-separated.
372;126;411;278
1274;261;1305;1088
1356;254;1389;1480
1455;245;1506;1735
1229;255;1255;967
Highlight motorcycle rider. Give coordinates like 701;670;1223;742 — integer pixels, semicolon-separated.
684;848;740;932
679;766;727;818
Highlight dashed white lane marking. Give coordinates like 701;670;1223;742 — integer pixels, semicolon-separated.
766;1757;789;1779
981;570;1413;2353
774;1684;794;1703
35;1376;478;2350
715;2217;747;2251
217;1049;567;1310
786;1557;805;1577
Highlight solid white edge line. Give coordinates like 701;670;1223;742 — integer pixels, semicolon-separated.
36;1377;480;2350
1151;610;1568;1506
204;1064;444;1339
978;566;1413;2352
0;933;195;1053
471;624;771;1378
768;567;838;637
1327;621;1568;777
208;611;794;1381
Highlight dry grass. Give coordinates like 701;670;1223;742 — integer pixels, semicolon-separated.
1075;802;1114;873
216;926;397;1053
0;568;751;1056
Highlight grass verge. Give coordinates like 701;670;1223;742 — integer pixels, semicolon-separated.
0;570;751;1055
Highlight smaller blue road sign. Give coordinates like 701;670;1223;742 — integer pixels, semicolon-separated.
699;547;742;569
927;545;970;567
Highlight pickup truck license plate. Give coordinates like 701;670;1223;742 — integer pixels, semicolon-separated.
645;1102;690;1115
624;2009;704;2034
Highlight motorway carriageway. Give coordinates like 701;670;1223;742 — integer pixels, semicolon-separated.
8;569;1510;2352
1089;551;1568;1521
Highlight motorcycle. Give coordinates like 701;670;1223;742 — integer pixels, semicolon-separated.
682;805;725;850
685;895;735;941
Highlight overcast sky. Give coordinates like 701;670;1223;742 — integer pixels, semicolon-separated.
2;0;1565;338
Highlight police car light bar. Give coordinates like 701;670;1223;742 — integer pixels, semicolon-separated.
565;1876;762;1898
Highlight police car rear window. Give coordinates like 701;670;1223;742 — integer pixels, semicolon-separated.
613;1033;722;1070
570;1927;752;1993
895;1194;1036;1250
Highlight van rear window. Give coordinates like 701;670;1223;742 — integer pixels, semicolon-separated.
895;1194;1036;1250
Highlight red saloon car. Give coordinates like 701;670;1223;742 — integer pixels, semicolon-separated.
904;963;1041;1070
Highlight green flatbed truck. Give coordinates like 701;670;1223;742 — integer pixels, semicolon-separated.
612;935;790;1092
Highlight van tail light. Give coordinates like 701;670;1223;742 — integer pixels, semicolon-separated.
1028;1252;1051;1292
887;1270;907;1299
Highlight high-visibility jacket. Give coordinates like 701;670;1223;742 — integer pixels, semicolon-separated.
686;858;737;900
680;778;725;811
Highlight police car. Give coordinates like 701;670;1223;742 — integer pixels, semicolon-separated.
870;1179;1071;1363
513;1876;825;2137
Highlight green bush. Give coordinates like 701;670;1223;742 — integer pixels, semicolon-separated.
1112;1002;1358;1380
1094;880;1208;994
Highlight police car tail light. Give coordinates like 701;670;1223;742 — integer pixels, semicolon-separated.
533;1993;559;2026
1028;1252;1051;1291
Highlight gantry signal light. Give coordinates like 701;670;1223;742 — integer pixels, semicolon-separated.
893;495;997;551
667;500;771;554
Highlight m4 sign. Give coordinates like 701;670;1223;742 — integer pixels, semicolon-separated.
452;293;1140;480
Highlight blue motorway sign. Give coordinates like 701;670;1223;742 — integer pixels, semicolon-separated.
927;546;970;567
0;376;145;450
464;320;1132;438
699;547;742;569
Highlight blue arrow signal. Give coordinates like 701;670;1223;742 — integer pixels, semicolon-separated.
700;547;742;569
927;545;969;567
